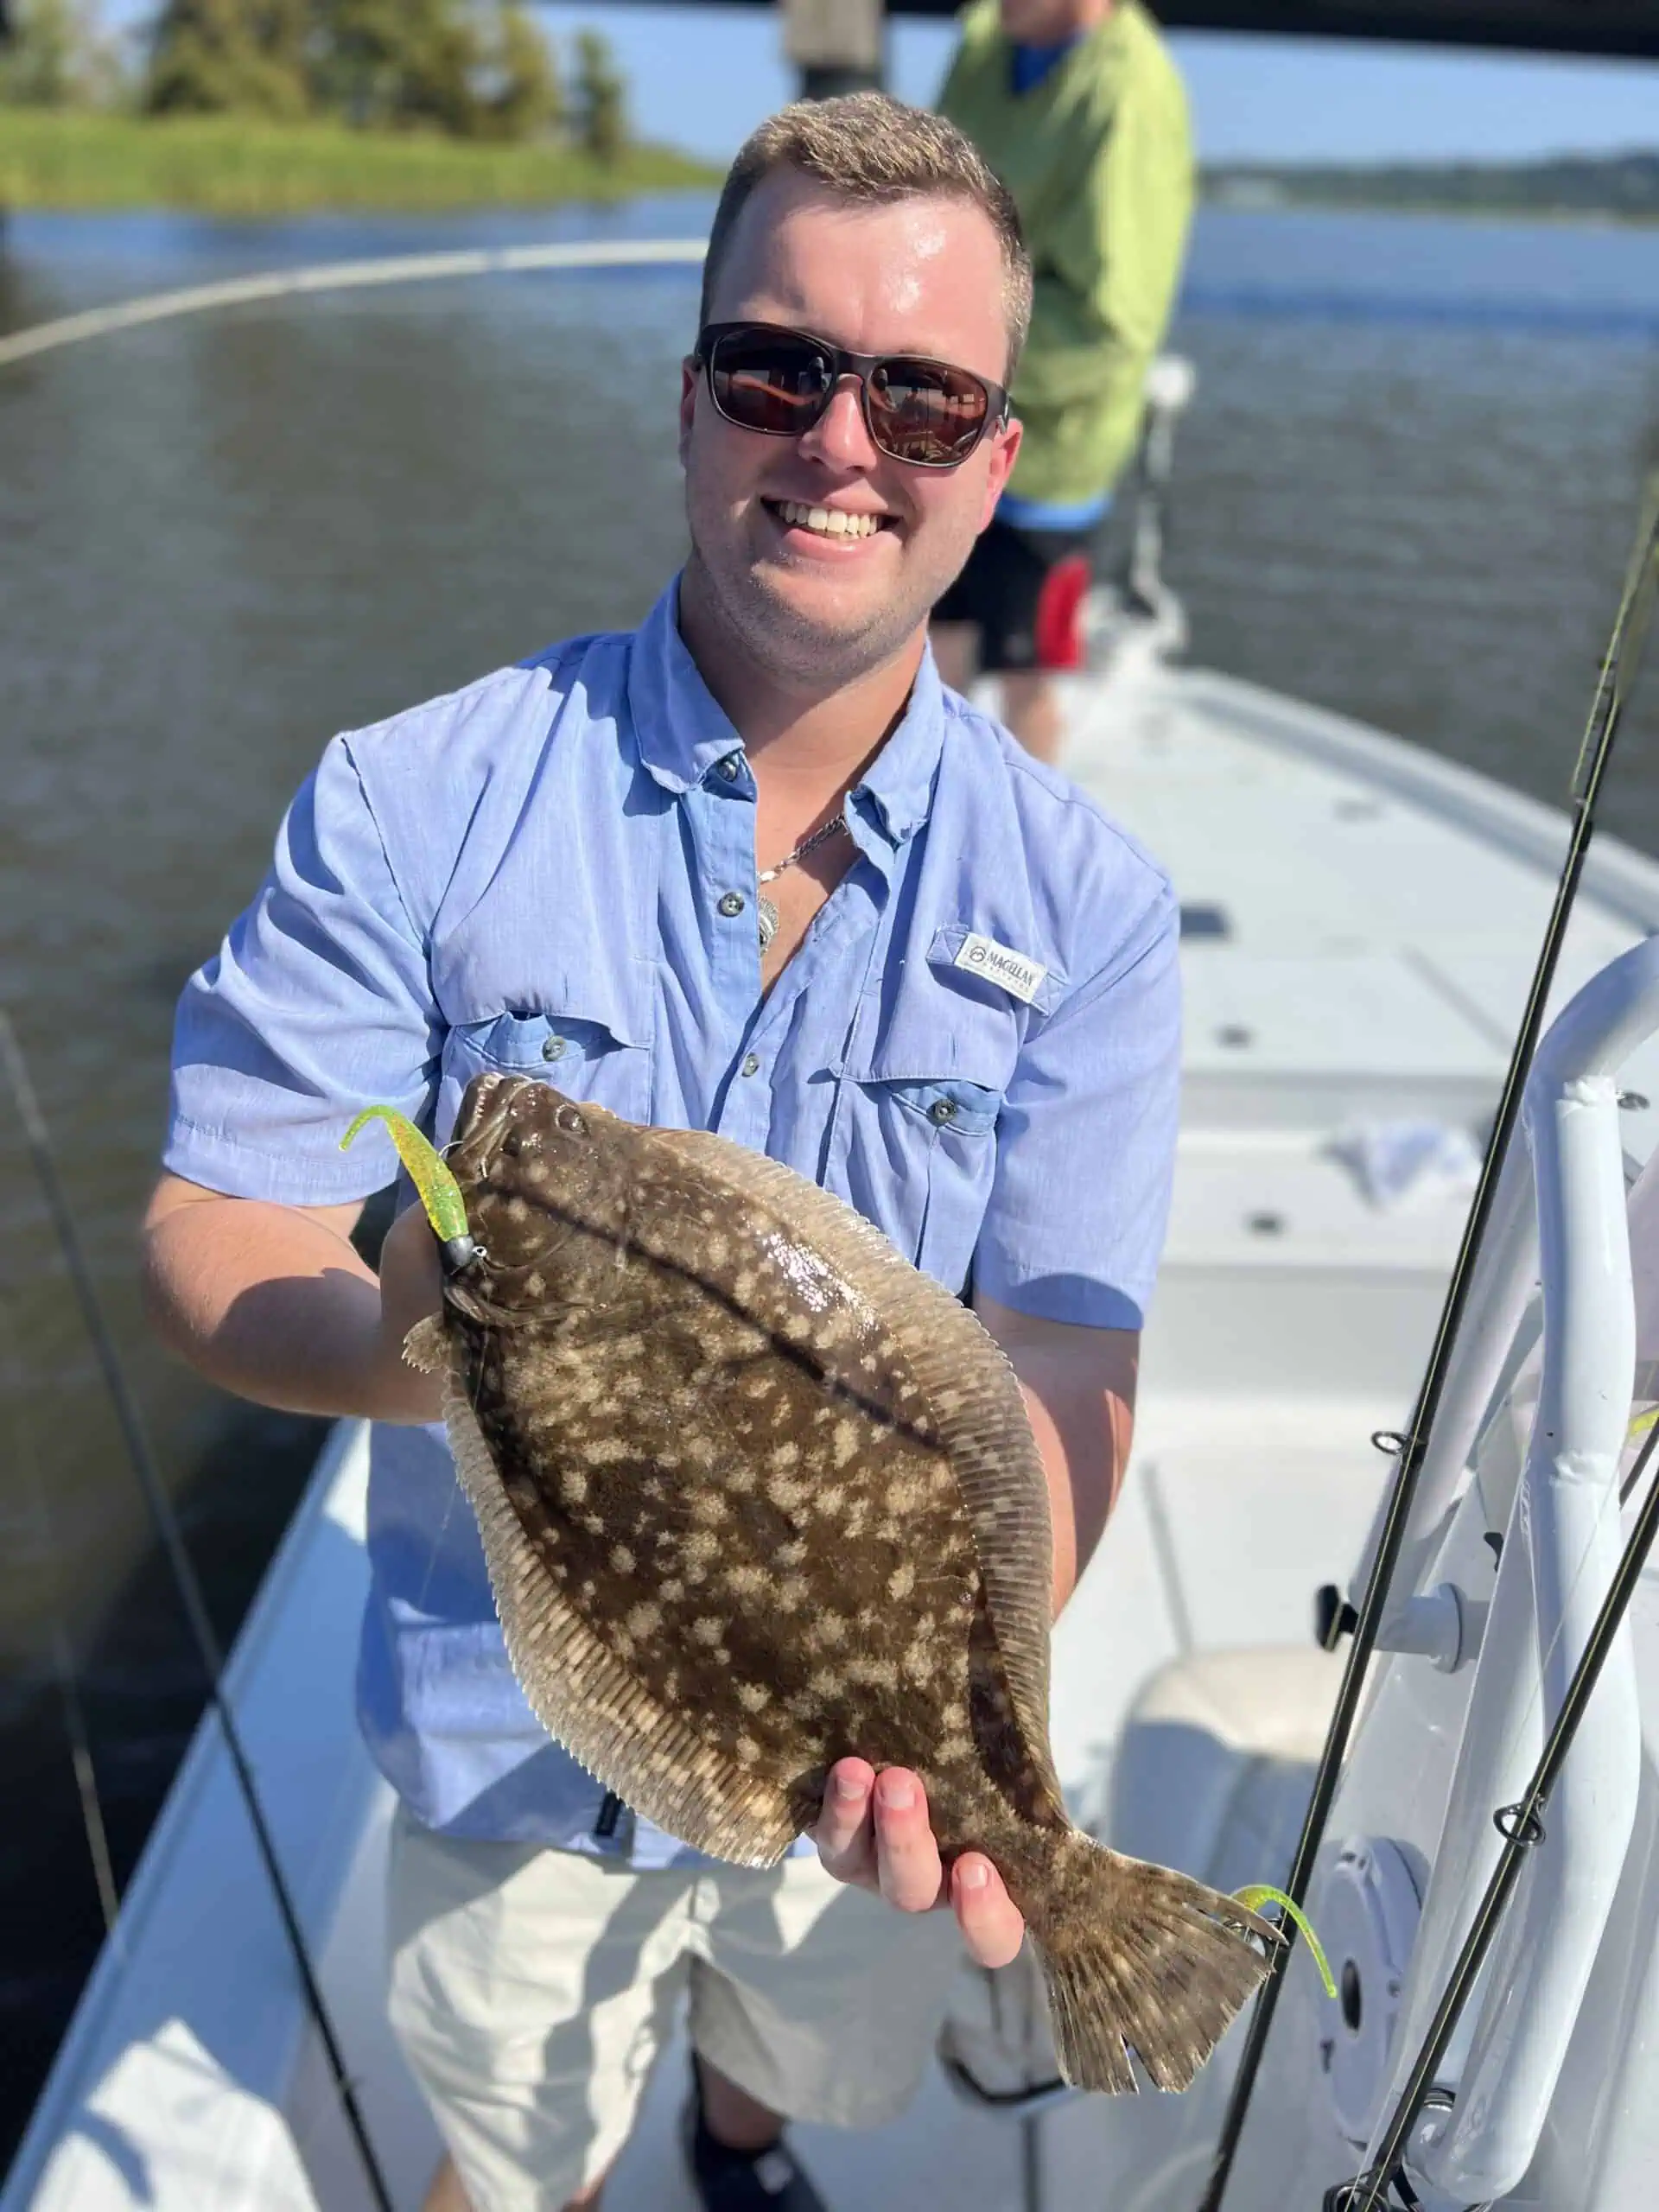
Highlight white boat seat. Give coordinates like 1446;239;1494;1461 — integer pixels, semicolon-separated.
1108;1645;1344;1893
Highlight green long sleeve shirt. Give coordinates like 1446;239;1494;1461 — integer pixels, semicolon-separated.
939;0;1194;511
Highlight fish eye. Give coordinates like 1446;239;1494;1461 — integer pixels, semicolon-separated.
555;1103;588;1137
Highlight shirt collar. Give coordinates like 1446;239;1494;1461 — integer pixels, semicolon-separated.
626;574;947;849
851;646;945;849
626;579;747;795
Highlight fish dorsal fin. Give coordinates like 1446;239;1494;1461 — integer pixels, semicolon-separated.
650;1128;1058;1789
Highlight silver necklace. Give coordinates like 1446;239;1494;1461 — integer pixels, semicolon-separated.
756;812;848;953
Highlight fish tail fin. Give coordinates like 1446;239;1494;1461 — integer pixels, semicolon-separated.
1027;1835;1281;2094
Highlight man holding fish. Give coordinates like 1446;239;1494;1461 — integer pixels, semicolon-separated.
144;92;1190;2212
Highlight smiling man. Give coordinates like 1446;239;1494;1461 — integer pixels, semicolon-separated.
142;95;1179;2212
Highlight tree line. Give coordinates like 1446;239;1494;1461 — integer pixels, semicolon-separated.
0;1;631;158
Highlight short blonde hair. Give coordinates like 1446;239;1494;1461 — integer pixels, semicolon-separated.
700;92;1033;378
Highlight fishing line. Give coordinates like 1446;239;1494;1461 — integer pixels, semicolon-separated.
1195;473;1659;2212
1332;1416;1659;2212
0;1010;396;2212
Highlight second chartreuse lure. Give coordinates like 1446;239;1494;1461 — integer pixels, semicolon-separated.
1232;1885;1337;1999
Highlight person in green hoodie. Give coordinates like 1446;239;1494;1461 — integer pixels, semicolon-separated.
934;0;1193;762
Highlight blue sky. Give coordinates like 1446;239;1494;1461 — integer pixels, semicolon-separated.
539;8;1659;165
101;4;1659;168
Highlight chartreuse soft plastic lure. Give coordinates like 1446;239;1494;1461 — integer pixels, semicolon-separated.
341;1105;478;1272
1233;1885;1337;1998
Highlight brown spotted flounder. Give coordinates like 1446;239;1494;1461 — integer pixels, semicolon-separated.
405;1071;1277;2093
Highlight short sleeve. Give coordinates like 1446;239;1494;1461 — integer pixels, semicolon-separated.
974;881;1180;1331
162;733;442;1205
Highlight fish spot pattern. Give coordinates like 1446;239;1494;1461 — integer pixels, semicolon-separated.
444;1090;1049;1855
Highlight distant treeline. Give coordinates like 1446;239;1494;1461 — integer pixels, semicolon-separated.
1205;149;1659;221
0;0;632;159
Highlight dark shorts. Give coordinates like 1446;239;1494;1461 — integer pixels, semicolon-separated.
933;514;1096;674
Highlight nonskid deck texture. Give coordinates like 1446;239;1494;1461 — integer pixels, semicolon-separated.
11;662;1659;2212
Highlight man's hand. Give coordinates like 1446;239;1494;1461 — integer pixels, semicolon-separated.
374;1200;446;1423
814;1758;1026;1968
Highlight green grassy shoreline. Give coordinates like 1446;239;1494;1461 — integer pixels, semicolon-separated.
0;110;719;214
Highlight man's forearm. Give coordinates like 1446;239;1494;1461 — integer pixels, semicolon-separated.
142;1193;428;1423
1019;1357;1134;1618
976;1294;1138;1618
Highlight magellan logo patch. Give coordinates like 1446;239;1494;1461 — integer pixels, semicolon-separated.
954;932;1047;1005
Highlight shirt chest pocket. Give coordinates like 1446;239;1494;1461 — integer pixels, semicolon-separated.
441;1007;652;1139
833;994;1020;1294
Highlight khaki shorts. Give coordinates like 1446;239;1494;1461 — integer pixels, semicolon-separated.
385;1809;967;2212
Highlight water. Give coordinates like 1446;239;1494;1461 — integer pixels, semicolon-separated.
2;194;1657;2163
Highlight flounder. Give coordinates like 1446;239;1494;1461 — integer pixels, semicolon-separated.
397;1072;1277;2093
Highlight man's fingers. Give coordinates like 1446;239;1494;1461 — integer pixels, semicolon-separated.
871;1770;944;1914
817;1764;1018;1956
950;1853;1026;1969
815;1758;877;1885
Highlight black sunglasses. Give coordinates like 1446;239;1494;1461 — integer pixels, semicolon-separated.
696;321;1009;470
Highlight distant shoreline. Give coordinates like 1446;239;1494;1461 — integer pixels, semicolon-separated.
1201;189;1659;230
0;111;719;216
6;111;1653;232
1202;187;1659;229
1203;149;1659;228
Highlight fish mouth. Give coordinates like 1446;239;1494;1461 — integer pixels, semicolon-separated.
447;1070;529;1178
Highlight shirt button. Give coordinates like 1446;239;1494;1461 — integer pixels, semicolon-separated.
718;891;747;918
930;1097;957;1125
541;1035;566;1062
741;1052;761;1078
717;756;740;781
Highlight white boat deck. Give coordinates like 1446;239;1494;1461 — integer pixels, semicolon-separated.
10;655;1659;2212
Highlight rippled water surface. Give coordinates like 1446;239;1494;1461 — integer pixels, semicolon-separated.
2;195;1657;2159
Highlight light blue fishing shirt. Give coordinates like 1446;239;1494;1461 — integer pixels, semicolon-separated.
164;580;1179;1866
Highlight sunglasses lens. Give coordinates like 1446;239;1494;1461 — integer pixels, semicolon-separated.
704;327;995;466
868;360;990;465
709;330;833;435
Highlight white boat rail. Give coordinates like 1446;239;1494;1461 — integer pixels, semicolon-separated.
1379;937;1658;2204
1347;1143;1537;1662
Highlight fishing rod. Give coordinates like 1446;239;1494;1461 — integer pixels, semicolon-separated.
1331;1414;1659;2212
0;238;708;372
1195;472;1659;2212
0;1011;396;2212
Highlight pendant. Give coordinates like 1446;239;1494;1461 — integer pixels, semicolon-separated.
757;894;779;954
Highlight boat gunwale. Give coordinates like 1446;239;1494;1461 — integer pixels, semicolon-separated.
0;1419;370;2209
